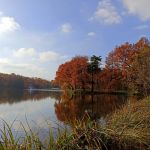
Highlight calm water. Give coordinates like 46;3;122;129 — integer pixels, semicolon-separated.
0;89;135;138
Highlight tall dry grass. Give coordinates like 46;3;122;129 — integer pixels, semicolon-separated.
0;96;149;150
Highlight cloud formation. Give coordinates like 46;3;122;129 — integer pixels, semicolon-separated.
0;16;20;33
123;0;150;21
135;24;149;30
0;57;45;78
91;0;121;25
0;47;68;79
0;12;3;15
13;48;36;58
13;48;66;62
61;23;72;33
88;32;96;37
39;51;65;62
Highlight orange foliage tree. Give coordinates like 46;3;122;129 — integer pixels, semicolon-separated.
127;46;150;95
55;37;150;93
101;37;150;91
55;56;90;90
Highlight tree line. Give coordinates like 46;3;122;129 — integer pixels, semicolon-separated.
0;73;53;89
55;37;150;96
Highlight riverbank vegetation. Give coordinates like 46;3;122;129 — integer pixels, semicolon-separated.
0;96;149;150
55;37;150;96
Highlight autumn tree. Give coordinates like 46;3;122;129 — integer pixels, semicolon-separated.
99;68;123;91
55;56;90;90
103;37;150;90
127;47;150;96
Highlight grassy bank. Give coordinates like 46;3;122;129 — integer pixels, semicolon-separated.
0;96;150;149
105;96;150;150
58;96;150;150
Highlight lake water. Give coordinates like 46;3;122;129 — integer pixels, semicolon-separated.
0;89;136;139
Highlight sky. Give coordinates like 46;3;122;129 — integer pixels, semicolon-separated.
0;0;149;80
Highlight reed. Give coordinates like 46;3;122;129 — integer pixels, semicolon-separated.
0;96;149;150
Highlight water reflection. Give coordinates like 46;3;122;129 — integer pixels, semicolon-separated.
0;89;136;138
0;88;61;104
55;94;129;123
0;89;62;135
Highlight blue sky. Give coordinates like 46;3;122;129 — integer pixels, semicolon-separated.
0;0;149;80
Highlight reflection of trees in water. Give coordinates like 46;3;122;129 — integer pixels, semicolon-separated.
55;94;133;123
0;89;62;104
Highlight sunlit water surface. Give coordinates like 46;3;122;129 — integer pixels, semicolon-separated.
0;89;136;139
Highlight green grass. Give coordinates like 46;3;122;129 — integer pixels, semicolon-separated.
0;96;150;150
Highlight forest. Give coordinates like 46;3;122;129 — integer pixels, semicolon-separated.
55;37;150;96
0;73;53;89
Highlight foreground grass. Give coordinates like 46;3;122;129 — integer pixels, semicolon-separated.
106;96;150;150
0;96;150;150
61;96;150;150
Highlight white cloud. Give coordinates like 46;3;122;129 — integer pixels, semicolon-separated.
61;23;72;33
0;12;3;16
39;51;62;62
0;16;20;33
0;59;46;78
90;0;121;25
123;0;150;21
88;32;96;37
13;48;68;62
13;48;36;58
0;58;10;64
135;24;149;30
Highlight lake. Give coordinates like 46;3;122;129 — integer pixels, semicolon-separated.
0;89;136;139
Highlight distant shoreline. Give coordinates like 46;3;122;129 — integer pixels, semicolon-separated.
25;88;63;92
